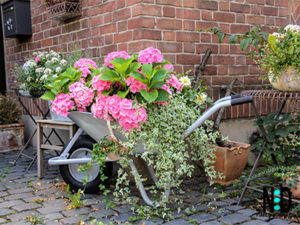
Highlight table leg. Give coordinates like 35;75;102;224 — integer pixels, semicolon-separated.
37;123;44;178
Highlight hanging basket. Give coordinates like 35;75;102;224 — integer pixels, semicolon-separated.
45;0;82;20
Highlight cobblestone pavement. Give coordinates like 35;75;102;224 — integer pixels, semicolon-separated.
0;149;299;225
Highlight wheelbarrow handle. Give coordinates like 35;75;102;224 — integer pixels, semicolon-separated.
231;96;252;106
214;94;242;105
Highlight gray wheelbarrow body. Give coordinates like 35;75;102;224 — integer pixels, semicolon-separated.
48;95;252;206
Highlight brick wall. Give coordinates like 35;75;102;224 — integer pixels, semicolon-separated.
2;0;297;118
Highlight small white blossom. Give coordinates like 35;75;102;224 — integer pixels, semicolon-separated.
53;74;58;78
272;32;285;42
41;74;48;80
44;68;52;74
35;68;44;73
51;57;58;63
284;24;300;33
55;67;62;73
179;76;191;87
195;93;207;105
60;59;67;66
26;77;32;82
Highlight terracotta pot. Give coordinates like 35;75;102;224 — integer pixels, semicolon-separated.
0;123;24;152
289;166;300;199
209;141;250;186
269;66;300;92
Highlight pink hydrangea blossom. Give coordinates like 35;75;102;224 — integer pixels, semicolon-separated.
126;76;147;93
104;51;130;68
164;64;174;71
161;84;172;95
138;47;163;64
74;58;98;77
91;94;111;121
167;74;183;92
69;82;94;110
51;93;75;117
92;75;112;92
35;56;41;63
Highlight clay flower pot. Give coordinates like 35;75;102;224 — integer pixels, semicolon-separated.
0;123;24;152
209;141;250;186
269;66;300;92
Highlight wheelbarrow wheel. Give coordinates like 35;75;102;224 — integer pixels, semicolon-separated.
59;135;113;193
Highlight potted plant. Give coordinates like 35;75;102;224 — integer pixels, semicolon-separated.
0;94;24;152
41;47;219;212
201;24;300;91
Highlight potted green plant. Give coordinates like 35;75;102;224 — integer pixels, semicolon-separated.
0;94;24;152
201;24;300;91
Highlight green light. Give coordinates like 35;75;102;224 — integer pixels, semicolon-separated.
274;205;280;211
274;190;280;195
274;197;280;203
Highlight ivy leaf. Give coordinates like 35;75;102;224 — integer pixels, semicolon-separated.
240;38;251;51
218;32;226;43
229;35;238;44
100;70;120;81
213;27;220;34
140;89;158;103
155;89;170;102
40;91;55;100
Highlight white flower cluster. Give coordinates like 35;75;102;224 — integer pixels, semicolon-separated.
179;76;191;87
284;24;300;33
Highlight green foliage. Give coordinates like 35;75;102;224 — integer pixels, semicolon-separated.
0;94;22;125
66;185;86;209
24;213;45;225
0;167;9;178
251;111;300;165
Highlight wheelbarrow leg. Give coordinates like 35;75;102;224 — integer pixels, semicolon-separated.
128;160;171;207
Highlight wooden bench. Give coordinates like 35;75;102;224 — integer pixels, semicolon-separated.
36;119;76;178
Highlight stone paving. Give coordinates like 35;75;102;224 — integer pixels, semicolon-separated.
0;149;298;225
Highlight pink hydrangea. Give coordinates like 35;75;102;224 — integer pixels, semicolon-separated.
74;58;98;77
104;51;130;68
126;76;147;93
92;75;112;92
118;105;147;132
35;56;41;63
91;94;111;121
138;47;163;64
167;74;183;92
69;82;95;110
164;64;174;71
51;93;75;117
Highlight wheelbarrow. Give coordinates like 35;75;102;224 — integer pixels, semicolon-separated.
48;94;252;206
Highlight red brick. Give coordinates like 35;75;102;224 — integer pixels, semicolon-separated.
128;18;155;29
158;42;182;53
163;31;176;41
244;75;263;85
274;0;288;7
128;41;157;52
203;66;217;75
133;30;161;40
262;7;278;16
114;31;132;43
118;21;128;32
275;18;287;26
184;43;195;53
212;76;234;86
102;45;118;56
105;35;113;45
163;6;175;17
231;24;251;34
176;32;199;42
266;17;275;25
133;4;162;17
246;0;265;5
156;0;181;6
250;5;261;15
229;66;249;75
202;11;213;21
219;1;229;11
279;8;288;17
201;33;211;43
230;3;250;13
176;8;200;20
127;0;143;6
196;21;218;30
99;1;116;14
104;13;112;23
176;54;201;65
113;8;131;22
218;65;228;75
100;24;117;35
41;39;52;47
220;45;229;54
246;15;265;24
183;0;195;8
235;56;246;64
50;27;61;36
157;19;182;30
116;0;125;9
213;12;235;23
236;14;245;23
266;0;274;5
184;21;195;31
196;1;218;10
118;43;128;51
196;44;218;54
213;55;234;65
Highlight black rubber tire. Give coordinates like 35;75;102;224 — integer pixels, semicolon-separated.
59;135;113;193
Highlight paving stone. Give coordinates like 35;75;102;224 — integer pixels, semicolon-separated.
0;192;8;197
226;205;244;211
200;221;222;225
187;213;217;223
89;218;113;224
113;205;131;214
62;207;91;217
4;221;31;225
242;220;270;225
237;208;257;217
0;199;24;208
211;201;230;207
44;212;64;221
60;216;81;224
252;215;270;221
45;221;62;225
89;209;116;218
219;213;251;225
6;210;38;222
194;204;209;212
8;187;33;195
4;192;35;201
163;219;192;225
112;213;134;223
0;218;6;224
269;218;289;225
209;208;230;217
137;218;164;225
11;202;40;212
0;208;14;216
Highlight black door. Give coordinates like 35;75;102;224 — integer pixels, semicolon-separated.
0;8;7;95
